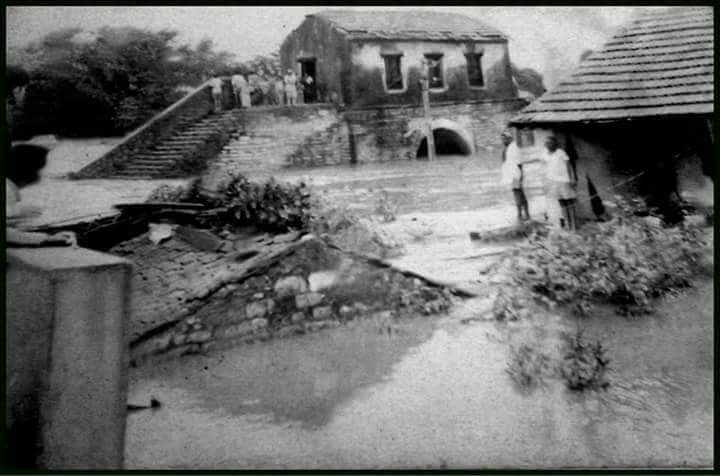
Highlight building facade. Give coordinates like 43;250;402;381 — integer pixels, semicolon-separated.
281;10;526;162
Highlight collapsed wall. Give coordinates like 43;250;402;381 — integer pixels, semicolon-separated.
111;228;454;366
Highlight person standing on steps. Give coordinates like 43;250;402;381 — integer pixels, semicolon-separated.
230;71;247;108
272;75;285;105
284;69;298;106
543;135;578;230
209;73;223;113
500;130;530;222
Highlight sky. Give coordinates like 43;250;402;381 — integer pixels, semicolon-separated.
7;6;663;87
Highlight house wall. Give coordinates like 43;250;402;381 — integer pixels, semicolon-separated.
280;16;353;105
513;116;714;224
348;40;517;107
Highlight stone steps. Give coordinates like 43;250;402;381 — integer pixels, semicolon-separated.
107;108;246;178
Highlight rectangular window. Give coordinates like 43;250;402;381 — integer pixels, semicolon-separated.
383;54;403;91
424;54;444;89
466;53;484;87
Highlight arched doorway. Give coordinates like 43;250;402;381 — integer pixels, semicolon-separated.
416;127;473;158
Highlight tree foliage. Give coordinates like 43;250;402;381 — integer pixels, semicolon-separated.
7;27;237;139
511;63;546;97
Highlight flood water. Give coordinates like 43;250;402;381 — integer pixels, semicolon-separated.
123;152;711;468
126;277;713;469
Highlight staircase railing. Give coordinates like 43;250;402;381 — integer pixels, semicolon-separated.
73;78;231;179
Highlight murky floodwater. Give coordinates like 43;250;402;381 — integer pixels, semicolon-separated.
126;277;713;469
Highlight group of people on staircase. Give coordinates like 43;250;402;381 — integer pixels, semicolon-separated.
209;69;317;113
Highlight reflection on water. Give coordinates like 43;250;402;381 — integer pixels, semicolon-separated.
126;286;713;469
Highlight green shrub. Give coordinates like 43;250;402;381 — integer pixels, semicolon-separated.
214;175;313;232
504;208;704;316
145;175;313;233
506;343;552;388
558;330;610;391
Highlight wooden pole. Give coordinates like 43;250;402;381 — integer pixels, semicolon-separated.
420;65;436;161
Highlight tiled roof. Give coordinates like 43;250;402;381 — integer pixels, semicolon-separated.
311;10;506;41
511;6;713;124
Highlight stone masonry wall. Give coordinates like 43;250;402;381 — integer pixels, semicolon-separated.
345;98;528;164
201;104;347;188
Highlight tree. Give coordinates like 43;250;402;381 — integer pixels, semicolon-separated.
511;64;546;98
8;27;237;138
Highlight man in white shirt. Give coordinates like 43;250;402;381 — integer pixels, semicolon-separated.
209;73;223;113
230;72;247;108
542;135;578;230
284;70;298;106
500;131;530;222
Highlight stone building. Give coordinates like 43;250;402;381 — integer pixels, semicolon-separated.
510;6;713;221
281;10;527;162
75;10;528;180
280;10;517;107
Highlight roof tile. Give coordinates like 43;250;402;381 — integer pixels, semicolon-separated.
311;10;506;41
512;6;713;124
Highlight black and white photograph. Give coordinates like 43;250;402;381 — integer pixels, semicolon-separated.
5;4;714;470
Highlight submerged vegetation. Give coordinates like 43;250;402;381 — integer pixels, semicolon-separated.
492;199;705;318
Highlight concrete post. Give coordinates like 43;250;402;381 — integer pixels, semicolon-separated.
420;60;436;161
420;78;435;162
6;247;132;469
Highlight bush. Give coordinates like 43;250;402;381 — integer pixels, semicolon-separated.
506;343;552;388
503;205;704;316
558;330;610;391
145;175;313;232
212;175;313;232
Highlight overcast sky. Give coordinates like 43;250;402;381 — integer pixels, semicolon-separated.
7;6;663;87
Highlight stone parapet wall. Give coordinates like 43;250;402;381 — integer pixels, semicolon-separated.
345;98;528;164
73;79;233;179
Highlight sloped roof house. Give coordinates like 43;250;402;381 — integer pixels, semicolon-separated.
512;6;713;124
509;6;714;222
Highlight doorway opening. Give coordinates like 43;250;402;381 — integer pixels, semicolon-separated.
416;128;472;158
298;59;317;103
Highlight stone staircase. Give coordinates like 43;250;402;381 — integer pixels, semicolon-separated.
108;111;242;179
202;106;347;189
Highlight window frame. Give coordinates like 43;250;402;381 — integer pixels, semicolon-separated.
465;52;485;88
424;53;446;92
381;53;406;94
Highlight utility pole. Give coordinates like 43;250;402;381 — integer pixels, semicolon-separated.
420;60;436;161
